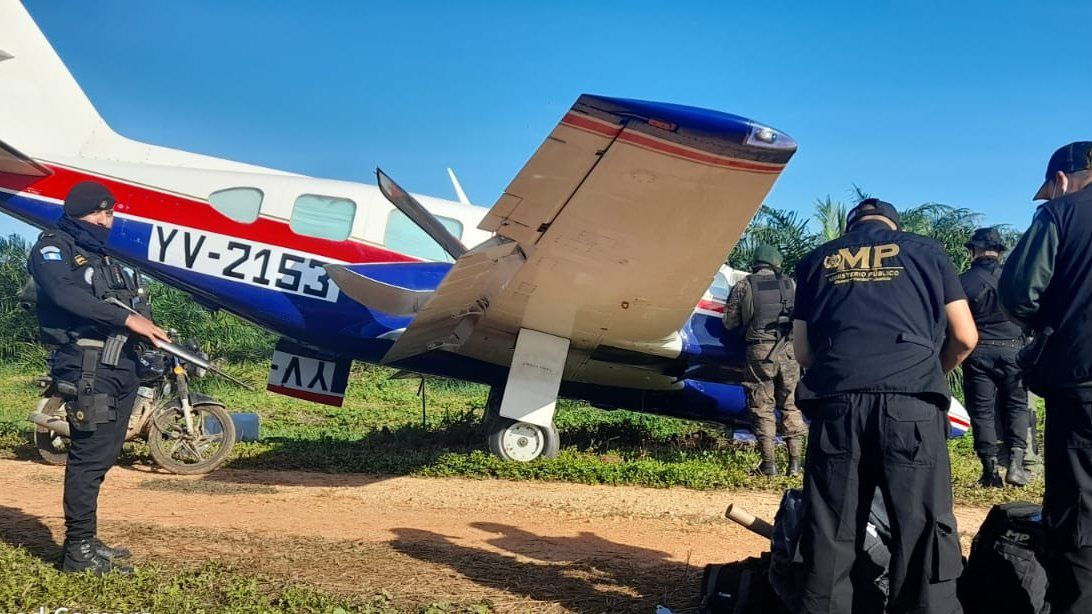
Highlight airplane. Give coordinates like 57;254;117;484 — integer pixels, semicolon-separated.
0;3;970;463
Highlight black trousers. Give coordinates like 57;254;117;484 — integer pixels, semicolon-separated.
799;393;963;614
52;346;139;542
1042;389;1092;613
961;343;1029;457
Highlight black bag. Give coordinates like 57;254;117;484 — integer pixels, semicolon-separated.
699;553;790;614
958;502;1049;614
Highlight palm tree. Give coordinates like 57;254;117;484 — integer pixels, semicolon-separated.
813;196;847;243
728;205;815;274
898;203;982;270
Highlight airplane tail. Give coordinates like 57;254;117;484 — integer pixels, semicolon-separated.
0;2;109;158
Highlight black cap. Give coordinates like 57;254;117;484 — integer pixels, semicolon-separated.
965;227;1005;251
1034;141;1092;200
63;181;115;218
846;198;901;230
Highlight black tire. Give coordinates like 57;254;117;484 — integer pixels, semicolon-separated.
486;417;560;462
148;402;236;475
34;396;69;466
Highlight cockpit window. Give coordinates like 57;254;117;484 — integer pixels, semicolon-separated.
290;194;357;241
384;210;463;262
208;187;262;223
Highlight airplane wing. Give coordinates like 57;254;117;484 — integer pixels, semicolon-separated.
382;94;796;374
0;139;50;177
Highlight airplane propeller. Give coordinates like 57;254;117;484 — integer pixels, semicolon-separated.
376;168;467;260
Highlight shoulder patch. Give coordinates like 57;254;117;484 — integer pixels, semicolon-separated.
73;254;88;267
39;246;63;262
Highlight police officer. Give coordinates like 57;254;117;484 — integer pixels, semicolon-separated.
793;199;977;614
999;141;1092;613
723;244;806;476
29;181;170;574
959;227;1030;487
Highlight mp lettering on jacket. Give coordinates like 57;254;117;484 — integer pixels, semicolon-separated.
822;243;903;284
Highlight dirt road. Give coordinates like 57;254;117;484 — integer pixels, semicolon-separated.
0;459;990;612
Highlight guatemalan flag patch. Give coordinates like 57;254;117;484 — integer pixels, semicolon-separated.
39;246;62;261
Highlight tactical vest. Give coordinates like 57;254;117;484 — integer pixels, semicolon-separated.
794;222;956;405
745;272;794;343
1028;187;1092;389
960;259;1024;342
32;231;148;346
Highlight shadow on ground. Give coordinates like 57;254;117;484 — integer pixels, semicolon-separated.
0;504;60;564
391;523;702;613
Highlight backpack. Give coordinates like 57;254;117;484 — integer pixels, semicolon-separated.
958;502;1049;614
699;553;790;614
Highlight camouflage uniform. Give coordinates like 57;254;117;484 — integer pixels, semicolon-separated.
724;267;807;475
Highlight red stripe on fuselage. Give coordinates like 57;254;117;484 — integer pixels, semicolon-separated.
696;299;726;314
559;113;785;174
2;163;419;264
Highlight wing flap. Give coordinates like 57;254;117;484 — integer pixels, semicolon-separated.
381;237;525;364
0;139;50;177
325;262;449;316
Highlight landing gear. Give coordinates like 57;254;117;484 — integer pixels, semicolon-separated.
484;386;560;462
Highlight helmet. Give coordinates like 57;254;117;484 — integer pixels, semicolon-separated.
752;244;784;268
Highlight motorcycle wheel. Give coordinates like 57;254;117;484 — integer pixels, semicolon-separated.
34;396;69;466
148;402;236;475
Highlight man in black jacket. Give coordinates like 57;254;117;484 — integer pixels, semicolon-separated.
959;227;1030;487
793;199;977;614
1000;141;1092;614
29;181;170;574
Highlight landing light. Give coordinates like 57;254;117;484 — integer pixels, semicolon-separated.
754;128;777;144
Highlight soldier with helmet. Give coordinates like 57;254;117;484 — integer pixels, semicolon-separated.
28;181;170;574
723;244;806;476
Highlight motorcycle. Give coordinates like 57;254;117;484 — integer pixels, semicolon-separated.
29;338;239;475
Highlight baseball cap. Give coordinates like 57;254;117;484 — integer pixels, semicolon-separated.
1033;141;1092;200
63;181;115;218
964;227;1005;251
846;198;901;230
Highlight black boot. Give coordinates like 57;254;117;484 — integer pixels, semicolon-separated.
91;538;131;560
979;455;1003;488
61;538;133;575
755;438;778;477
785;438;803;477
1005;448;1030;487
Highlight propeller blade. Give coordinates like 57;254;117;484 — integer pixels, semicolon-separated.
376;168;467;260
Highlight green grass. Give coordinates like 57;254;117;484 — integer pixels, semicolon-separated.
0;542;490;613
0;363;1044;507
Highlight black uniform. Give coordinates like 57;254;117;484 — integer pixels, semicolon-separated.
794;220;965;614
959;257;1029;458
1000;183;1092;613
28;215;147;545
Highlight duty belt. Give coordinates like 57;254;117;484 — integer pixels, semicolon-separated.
977;338;1023;348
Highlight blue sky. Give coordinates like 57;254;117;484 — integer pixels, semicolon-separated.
6;1;1088;240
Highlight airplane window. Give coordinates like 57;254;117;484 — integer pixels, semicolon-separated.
710;271;730;301
208;187;262;223
290;194;357;241
384;210;463;262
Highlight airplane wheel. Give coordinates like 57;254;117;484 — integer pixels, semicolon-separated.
487;417;560;463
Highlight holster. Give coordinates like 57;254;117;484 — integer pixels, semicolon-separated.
70;339;116;433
